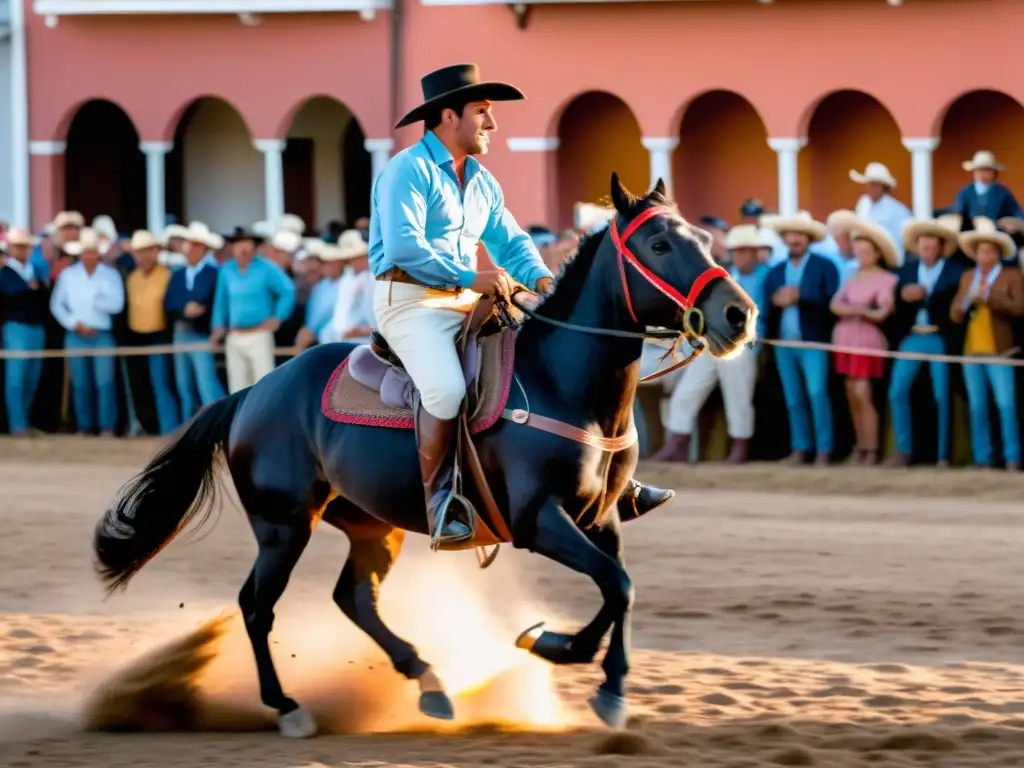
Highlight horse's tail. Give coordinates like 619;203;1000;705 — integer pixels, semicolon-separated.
94;388;250;593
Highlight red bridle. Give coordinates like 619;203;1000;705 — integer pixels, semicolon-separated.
609;206;730;327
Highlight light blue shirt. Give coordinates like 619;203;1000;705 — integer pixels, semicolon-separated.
305;276;339;335
732;262;769;356
779;256;809;341
368;131;553;290
915;260;945;326
211;256;296;331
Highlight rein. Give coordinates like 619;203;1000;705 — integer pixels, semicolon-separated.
514;205;730;383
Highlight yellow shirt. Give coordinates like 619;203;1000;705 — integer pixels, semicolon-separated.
126;264;171;334
964;304;998;356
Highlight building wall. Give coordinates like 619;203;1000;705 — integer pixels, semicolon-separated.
0;36;12;223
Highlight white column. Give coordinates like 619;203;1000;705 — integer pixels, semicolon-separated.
10;0;30;227
253;138;285;227
767;137;807;217
641;136;679;195
363;138;394;183
140;141;172;234
902;137;940;220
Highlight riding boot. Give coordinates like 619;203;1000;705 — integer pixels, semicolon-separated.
618;479;675;522
413;400;472;545
650;432;692;463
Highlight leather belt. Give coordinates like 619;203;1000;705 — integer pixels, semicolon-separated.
911;324;939;334
376;266;461;294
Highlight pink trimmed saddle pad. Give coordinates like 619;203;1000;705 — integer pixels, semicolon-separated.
321;330;515;432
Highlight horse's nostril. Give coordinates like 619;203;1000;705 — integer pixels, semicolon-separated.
724;302;751;332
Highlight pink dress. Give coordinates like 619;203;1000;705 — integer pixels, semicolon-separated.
831;270;898;379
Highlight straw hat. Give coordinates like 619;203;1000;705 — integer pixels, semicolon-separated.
963;150;1004;173
761;210;827;243
278;213;306;236
959;217;1016;261
162;223;189;241
4;227;39;248
52;210;85;230
181;221;225;250
63;227;107;256
574;202;615;233
269;229;302;255
901;214;961;258
320;229;369;262
129;229;165;251
849;162;897;188
848;218;898;268
92;215;118;243
825;209;859;236
723;224;767;250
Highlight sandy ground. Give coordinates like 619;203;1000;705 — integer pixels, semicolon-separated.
1;437;1023;767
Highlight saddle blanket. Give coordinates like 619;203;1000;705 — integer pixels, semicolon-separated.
321;330;515;432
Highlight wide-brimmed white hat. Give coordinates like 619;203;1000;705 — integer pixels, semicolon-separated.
181;221;224;250
162;223;189;241
319;229;369;262
4;227;39;248
850;162;898;188
92;215;118;242
848;218;898;267
825;209;859;237
761;210;827;243
902;214;961;258
723;224;767;250
269;229;302;255
52;210;85;230
959;217;1016;261
278;213;305;236
963;150;1004;173
574;202;615;233
63;227;108;256
129;229;165;251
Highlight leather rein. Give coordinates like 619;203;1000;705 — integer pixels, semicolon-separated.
513;206;731;385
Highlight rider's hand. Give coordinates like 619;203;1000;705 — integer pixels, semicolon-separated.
534;277;555;296
469;269;514;298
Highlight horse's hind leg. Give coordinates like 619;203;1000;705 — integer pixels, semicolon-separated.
236;481;330;738
327;504;454;720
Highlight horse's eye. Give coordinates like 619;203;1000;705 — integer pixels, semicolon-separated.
651;241;670;255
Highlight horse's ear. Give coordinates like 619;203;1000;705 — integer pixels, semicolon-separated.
650;178;667;199
610;172;636;213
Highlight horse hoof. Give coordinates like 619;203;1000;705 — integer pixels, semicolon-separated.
278;706;318;738
515;622;580;664
419;691;455;720
589;689;629;731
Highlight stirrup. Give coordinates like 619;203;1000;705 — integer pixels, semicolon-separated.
429;490;476;551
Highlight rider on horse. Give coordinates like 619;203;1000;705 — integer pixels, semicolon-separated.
368;63;674;546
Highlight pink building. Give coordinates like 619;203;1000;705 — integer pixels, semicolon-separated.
7;0;1024;235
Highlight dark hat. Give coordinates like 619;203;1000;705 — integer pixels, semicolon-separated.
227;226;263;244
395;63;525;129
699;215;729;231
740;198;765;218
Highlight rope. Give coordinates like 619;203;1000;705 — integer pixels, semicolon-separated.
0;342;303;360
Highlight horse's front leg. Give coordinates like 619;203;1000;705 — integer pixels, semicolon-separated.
516;498;633;730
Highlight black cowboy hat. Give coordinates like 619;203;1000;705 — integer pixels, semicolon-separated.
227;226;264;245
394;63;525;129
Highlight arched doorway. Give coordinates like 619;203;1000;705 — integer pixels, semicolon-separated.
65;100;146;232
800;90;910;221
555;91;647;229
284;97;372;231
674;90;774;223
166;97;260;235
934;90;1024;212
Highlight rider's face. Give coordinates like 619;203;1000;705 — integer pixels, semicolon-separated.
453;101;496;156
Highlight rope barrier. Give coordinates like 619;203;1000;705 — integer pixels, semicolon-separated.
0;342;303;360
761;338;1024;367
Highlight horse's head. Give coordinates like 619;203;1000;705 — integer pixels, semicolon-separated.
608;173;757;357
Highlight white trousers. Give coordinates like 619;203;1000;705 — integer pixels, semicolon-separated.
665;347;758;438
224;329;275;394
373;280;478;420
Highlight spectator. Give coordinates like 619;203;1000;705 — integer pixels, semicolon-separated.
123;229;180;435
849;163;912;266
825;209;860;285
164;221;225;419
211;228;296;393
828;219;898;465
294;238;338;350
739;198;787;264
951;151;1023;236
0;228;47;436
698;216;729;266
652;224;768;464
762;211;840;466
323;230;375;344
951;217;1024;470
49;227;125;436
887;214;965;468
48;211;86;282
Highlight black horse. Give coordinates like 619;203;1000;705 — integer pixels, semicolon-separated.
93;174;757;738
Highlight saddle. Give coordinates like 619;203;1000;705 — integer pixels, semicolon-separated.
321;295;524;555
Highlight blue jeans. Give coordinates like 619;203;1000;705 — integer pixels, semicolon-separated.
147;352;181;435
962;361;1020;465
775;345;833;454
173;328;225;419
65;330;117;433
887;333;950;460
3;322;45;433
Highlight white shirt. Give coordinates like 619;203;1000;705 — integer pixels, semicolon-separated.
855;192;913;266
322;267;375;343
49;261;125;332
